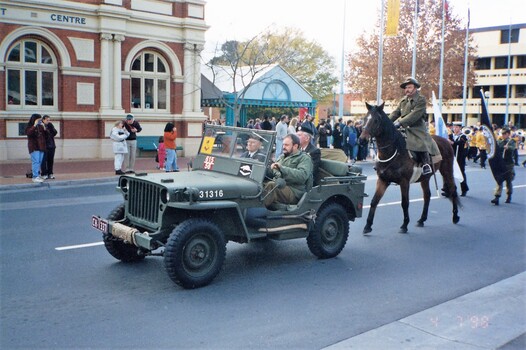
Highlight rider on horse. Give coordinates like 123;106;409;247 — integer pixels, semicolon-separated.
389;77;439;175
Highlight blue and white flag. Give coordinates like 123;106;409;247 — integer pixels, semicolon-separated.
432;91;448;139
432;91;463;182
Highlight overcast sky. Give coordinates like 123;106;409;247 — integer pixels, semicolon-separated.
204;0;526;62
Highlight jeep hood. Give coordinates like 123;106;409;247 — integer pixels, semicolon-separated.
127;170;260;199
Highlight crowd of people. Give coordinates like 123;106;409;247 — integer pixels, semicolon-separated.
242;113;371;165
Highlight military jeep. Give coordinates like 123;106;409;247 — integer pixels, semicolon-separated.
92;125;366;289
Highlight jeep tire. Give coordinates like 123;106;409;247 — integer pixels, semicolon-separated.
307;203;349;259
164;218;226;289
103;203;145;262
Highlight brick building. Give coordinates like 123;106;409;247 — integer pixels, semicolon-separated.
0;0;207;161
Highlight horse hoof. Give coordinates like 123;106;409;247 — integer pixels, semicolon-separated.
399;228;408;234
416;220;424;227
453;216;460;224
363;227;372;235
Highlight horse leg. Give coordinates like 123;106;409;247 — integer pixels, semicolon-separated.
399;181;410;233
363;180;389;234
439;160;460;224
417;179;431;227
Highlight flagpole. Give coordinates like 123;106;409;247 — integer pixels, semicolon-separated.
461;6;470;126
411;0;418;77
377;0;385;104
339;0;346;120
505;20;512;125
438;0;446;112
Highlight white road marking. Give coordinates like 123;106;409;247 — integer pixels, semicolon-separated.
55;241;104;251
51;185;525;251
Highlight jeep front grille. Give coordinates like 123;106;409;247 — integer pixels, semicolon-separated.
127;179;162;224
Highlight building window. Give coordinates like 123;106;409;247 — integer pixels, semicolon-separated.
500;28;519;44
493;85;508;98
494;56;510;69
130;51;170;111
517;55;526;69
5;39;57;109
516;85;526;98
475;57;491;70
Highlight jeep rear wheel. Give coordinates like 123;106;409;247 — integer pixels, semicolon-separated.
103;204;145;262
164;219;226;289
307;203;349;259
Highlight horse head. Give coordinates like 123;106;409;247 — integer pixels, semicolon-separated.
361;102;387;139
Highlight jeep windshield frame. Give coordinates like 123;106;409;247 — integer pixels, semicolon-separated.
192;125;276;184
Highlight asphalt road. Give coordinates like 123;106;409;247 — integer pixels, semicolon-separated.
1;161;524;349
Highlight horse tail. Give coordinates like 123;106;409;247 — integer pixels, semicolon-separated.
433;135;463;211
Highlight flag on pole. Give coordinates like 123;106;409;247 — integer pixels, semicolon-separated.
480;89;508;183
432;92;463;181
386;0;400;36
432;91;448;138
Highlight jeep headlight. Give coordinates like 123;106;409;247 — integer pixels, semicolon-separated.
119;178;129;193
161;188;169;204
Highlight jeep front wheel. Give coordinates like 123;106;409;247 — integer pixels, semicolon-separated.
103;203;145;263
307;203;349;259
164;219;226;289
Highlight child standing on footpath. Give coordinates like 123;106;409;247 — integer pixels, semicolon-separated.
156;136;166;170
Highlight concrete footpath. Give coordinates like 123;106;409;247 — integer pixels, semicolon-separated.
0;156;193;188
325;273;525;350
0;156;525;349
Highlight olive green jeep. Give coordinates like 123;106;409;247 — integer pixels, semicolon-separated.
92;124;366;289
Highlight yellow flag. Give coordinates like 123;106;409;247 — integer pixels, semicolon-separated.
386;0;401;36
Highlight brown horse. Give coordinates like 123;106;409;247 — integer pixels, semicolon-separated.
360;103;460;234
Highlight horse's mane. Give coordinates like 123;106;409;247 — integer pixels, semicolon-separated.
372;105;406;151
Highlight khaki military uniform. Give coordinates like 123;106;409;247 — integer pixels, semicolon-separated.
263;150;313;208
389;92;440;155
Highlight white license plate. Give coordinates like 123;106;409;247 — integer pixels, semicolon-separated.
92;216;109;234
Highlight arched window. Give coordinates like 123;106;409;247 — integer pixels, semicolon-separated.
130;51;170;112
262;80;290;101
6;39;58;109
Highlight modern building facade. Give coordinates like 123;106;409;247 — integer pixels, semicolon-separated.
0;0;206;161
345;22;526;128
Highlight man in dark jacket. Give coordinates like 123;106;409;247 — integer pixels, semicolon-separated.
389;77;439;175
297;124;321;184
449;122;469;196
122;113;142;173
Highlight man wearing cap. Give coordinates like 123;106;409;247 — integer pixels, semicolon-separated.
240;134;266;162
449;122;469;196
297;125;321;183
123;113;142;173
491;127;516;205
389;77;438;175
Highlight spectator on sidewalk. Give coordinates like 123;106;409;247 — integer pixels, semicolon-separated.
164;122;179;172
156;136;166;170
110;120;129;175
122;113;142;174
25;113;47;183
40;115;58;179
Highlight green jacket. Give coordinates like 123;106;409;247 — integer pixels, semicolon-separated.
498;138;516;166
389;92;439;155
271;150;313;199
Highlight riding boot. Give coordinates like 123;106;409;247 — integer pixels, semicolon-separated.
420;152;432;175
491;196;500;206
505;195;511;203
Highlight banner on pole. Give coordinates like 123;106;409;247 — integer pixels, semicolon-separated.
386;0;401;36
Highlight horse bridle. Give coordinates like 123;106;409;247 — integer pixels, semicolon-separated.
364;110;398;163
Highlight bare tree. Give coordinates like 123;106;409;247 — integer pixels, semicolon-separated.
204;28;338;125
346;0;477;103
